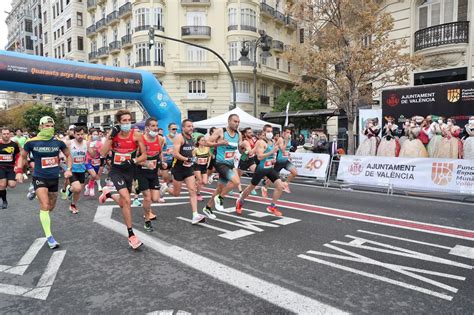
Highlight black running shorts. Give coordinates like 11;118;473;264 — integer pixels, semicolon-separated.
274;160;295;173
33;177;59;192
70;172;86;184
0;167;15;181
250;168;280;186
171;165;194;182
238;157;256;171
109;167;135;192
136;170;161;191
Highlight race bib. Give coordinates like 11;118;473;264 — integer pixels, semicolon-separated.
264;160;273;168
197;158;207;165
224;151;235;160
183;160;193;167
91;158;101;166
113;153;131;165
41;156;59;168
0;154;13;162
73;156;85;164
166;148;173;155
142;160;157;170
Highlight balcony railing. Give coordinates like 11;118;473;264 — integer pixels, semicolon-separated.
118;2;132;17
95;18;106;32
260;2;274;16
135;25;150;32
241;25;257;32
260;95;270;105
135;61;151;67
181;0;210;5
153;61;165;66
414;21;469;51
229;60;256;67
181;26;211;37
274;11;286;24
98;46;109;57
121;34;132;47
272;40;284;52
109;40;121;53
106;11;119;25
285;16;297;29
86;24;96;36
88;51;98;61
228;25;238;31
87;0;97;10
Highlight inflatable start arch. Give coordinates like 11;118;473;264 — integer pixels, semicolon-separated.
0;50;181;131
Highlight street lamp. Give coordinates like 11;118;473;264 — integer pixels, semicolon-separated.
238;30;273;117
148;28;237;110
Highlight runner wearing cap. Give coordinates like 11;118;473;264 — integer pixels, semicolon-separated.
16;116;72;249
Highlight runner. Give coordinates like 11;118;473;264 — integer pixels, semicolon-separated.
135;117;167;231
193;135;210;201
237;127;258;195
203;114;241;214
66;126;88;214
236;124;284;216
16;116;72;249
99;109;147;249
165;119;206;224
274;126;298;193
59;125;76;200
161;122;178;191
12;128;27;148
84;128;102;197
206;127;217;184
0;128;21;209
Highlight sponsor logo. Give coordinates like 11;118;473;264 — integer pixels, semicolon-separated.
117;180;124;186
447;89;461;103
348;160;363;176
431;162;453;186
305;158;324;171
386;94;400;107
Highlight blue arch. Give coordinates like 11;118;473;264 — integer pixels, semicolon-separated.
0;50;181;132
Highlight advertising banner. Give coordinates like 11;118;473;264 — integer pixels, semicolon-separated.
281;152;331;179
337;155;474;194
359;109;382;145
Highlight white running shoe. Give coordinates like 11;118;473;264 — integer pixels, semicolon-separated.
84;186;90;196
208;174;215;184
89;187;95;197
192;213;206;225
214;195;224;211
203;207;216;219
160;183;168;196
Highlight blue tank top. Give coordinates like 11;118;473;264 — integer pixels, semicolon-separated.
163;135;174;162
257;141;274;170
23;137;66;179
216;129;239;166
276;140;291;162
70;139;87;173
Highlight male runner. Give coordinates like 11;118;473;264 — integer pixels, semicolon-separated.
135;117;167;232
12;128;27;148
274;126;298;193
66;126;88;214
161;122;178;191
0;128;21;209
16;116;72;249
237;127;258;195
84;128;102;197
236;124;284;216
60;125;76;199
203;114;241;213
99;109;147;249
166;119;206;224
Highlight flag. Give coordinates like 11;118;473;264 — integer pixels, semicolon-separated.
284;102;290;126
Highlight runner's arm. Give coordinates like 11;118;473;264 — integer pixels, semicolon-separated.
255;141;272;160
134;131;147;164
205;129;227;147
100;132;113;157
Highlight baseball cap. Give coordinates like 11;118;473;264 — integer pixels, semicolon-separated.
39;116;55;126
68;125;76;130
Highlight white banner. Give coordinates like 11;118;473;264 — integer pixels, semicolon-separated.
281;152;331;179
337;155;474;194
359;109;382;145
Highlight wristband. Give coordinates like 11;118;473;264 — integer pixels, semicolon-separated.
14;167;23;174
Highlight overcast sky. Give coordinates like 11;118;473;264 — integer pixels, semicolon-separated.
0;2;12;50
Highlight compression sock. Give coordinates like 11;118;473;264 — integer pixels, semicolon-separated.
88;180;95;190
0;190;6;202
39;210;52;237
127;228;134;237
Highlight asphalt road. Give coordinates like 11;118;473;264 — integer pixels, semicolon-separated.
0;177;473;314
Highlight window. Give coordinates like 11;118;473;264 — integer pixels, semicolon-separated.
25;36;33;50
154;42;164;65
103;115;111;125
113;0;118;11
91;40;97;52
236;80;251;94
126;53;132;66
299;28;304;43
261;56;267;66
187;11;205;26
417;0;457;29
44;32;48;44
288;62;291;73
114;100;122;109
228;41;239;62
113;58;119;67
67;37;72;52
260;83;268;96
102;35;107;48
94;116;100;123
77;12;83;26
274;86;281;99
187;46;206;62
53;6;55;19
113;28;118;41
43;11;47;24
61;26;64;35
77;36;84;50
25;20;33;32
93;103;100;111
53;32;57;41
103;102;110;110
240;8;256;29
56;2;59;16
62;43;65;57
276;57;280;70
126;22;131;35
54;48;57;59
228;8;237;28
67;18;71;29
131;112;136;123
154;7;164;28
135;43;150;65
188;80;206;99
66;0;70;5
135;8;150;29
60;0;63;12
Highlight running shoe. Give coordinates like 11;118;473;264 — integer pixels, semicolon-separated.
47;236;60;249
228;190;234;196
144;221;154;232
250;189;257;196
66;185;73;201
89;187;95;197
160;183;168;196
128;235;143;249
208;174;215;184
60;189;68;200
203;207;216;219
132;199;142;207
158;198;166;203
99;188;111;204
1;201;8;209
192;213;206;225
84;186;90;196
266;205;283;217
261;186;268;198
144;213;157;221
214;195;224;211
27;185;36;200
22;174;28;180
97;182;103;192
69;204;78;214
235;199;243;215
196;194;204;201
283;182;291;194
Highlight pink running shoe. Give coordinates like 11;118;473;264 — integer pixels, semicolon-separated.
99;188;110;204
197;194;204;201
261;186;268;198
128;235;143;249
89;187;95;197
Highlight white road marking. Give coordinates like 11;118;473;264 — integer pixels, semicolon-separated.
96;206;346;314
4;238;46;275
357;230;452;250
147;311;191;315
176;217;255;240
449;245;474;259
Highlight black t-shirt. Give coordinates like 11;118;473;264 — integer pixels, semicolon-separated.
0;141;20;168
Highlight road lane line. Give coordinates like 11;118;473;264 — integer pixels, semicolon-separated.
5;238;46;275
356;230;452;250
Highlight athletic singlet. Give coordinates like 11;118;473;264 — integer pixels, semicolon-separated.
276;139;291;162
216;129;238;166
86;139;102;167
173;134;194;168
23;137;66;179
111;129;137;169
240;138;256;161
163;135;175;162
141;134;162;171
70;139;87;173
0;141;20;168
256;141;274;170
194;147;210;166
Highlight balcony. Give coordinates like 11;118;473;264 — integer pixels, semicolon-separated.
181;26;211;39
272;40;284;52
260;2;274;18
153;61;165;67
173;60;220;74
241;25;257;32
260;95;270;105
121;34;132;48
98;46;109;58
86;24;96;37
107;11;119;25
274;11;286;24
88;51;98;62
135;61;151;67
97;0;106;5
181;0;211;6
118;2;132;18
87;0;97;11
414;21;469;52
95;18;107;32
228;25;238;31
135;25;151;32
285;16;297;29
109;41;121;53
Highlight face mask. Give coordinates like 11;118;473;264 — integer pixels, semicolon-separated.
266;132;273;140
69;134;75;140
447;121;453;126
121;123;132;132
148;130;158;137
311;134;316;138
469;120;474;125
438;120;443;124
92;135;99;141
38;127;55;139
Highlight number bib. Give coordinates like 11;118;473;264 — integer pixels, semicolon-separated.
224;151;235;160
263;160;273;168
197;158;208;165
91;158;101;166
142;160;157;170
0;154;13;162
41;156;59;168
73;156;85;164
113;153;131;165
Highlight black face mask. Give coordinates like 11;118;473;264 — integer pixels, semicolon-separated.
69;135;75;140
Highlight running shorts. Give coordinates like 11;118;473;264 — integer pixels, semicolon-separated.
238;157;256;171
171;165;194;182
0;167;15;181
109;167;135;192
215;162;235;183
250;168;280;186
274;160;295;173
71;172;86;184
136;170;161;191
33;177;59;192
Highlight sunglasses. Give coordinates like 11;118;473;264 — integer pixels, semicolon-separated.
170;128;177;131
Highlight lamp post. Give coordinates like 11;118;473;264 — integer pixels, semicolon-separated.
148;27;237;110
238;30;273;117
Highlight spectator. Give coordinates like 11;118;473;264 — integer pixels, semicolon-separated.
296;134;305;146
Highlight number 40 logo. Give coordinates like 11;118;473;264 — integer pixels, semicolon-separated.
305;158;324;171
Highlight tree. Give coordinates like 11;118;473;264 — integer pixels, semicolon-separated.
285;0;419;153
1;104;33;131
23;104;59;132
273;89;325;112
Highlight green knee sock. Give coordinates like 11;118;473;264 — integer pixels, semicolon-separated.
39;210;52;237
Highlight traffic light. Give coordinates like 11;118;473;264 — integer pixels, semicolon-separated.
148;27;155;49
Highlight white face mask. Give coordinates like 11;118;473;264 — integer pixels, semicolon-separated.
469;120;474;125
447;121;453;126
148;130;158;137
265;132;273;140
438;119;443;124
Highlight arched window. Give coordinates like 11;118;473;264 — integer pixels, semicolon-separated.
417;0;460;29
